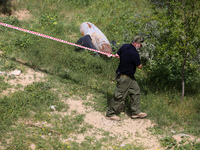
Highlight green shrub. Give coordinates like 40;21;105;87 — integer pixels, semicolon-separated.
146;57;200;94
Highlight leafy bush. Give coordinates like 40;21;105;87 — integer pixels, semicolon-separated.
146;57;200;94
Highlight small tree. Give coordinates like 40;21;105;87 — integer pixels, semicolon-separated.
152;0;200;102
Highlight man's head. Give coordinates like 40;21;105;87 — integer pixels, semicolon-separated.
132;35;146;49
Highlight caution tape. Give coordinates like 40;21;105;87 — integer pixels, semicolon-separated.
0;22;115;57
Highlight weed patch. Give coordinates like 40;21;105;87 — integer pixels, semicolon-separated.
160;136;200;150
0;82;59;138
0;76;12;92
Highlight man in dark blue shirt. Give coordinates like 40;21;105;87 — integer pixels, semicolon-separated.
106;35;147;121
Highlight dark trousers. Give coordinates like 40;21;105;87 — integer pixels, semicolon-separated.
106;75;141;117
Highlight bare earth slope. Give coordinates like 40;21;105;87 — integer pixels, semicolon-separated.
66;99;162;150
0;66;163;150
1;59;199;150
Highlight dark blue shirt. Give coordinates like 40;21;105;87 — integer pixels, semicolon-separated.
116;44;141;76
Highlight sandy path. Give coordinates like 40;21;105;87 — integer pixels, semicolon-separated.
2;67;199;150
66;99;163;150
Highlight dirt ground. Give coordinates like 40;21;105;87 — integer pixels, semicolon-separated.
0;9;33;20
0;67;163;150
1;66;199;150
66;99;162;149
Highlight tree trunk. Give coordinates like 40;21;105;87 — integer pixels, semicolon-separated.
181;74;184;103
181;53;187;103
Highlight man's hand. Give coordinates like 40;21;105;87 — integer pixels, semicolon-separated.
115;54;120;59
137;64;142;69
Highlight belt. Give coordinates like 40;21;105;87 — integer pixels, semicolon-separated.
120;74;129;78
120;74;135;80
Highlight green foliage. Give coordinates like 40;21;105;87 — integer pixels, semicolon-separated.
67;0;93;7
160;136;200;150
146;57;200;93
160;136;178;148
142;93;181;126
0;76;11;92
61;114;85;133
0;82;59;136
0;57;16;71
112;144;143;150
15;33;34;52
1;15;20;26
144;0;200;103
38;13;65;36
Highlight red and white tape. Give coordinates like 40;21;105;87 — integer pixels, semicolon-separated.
0;22;115;57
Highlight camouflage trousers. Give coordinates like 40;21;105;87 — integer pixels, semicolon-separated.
106;75;141;117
